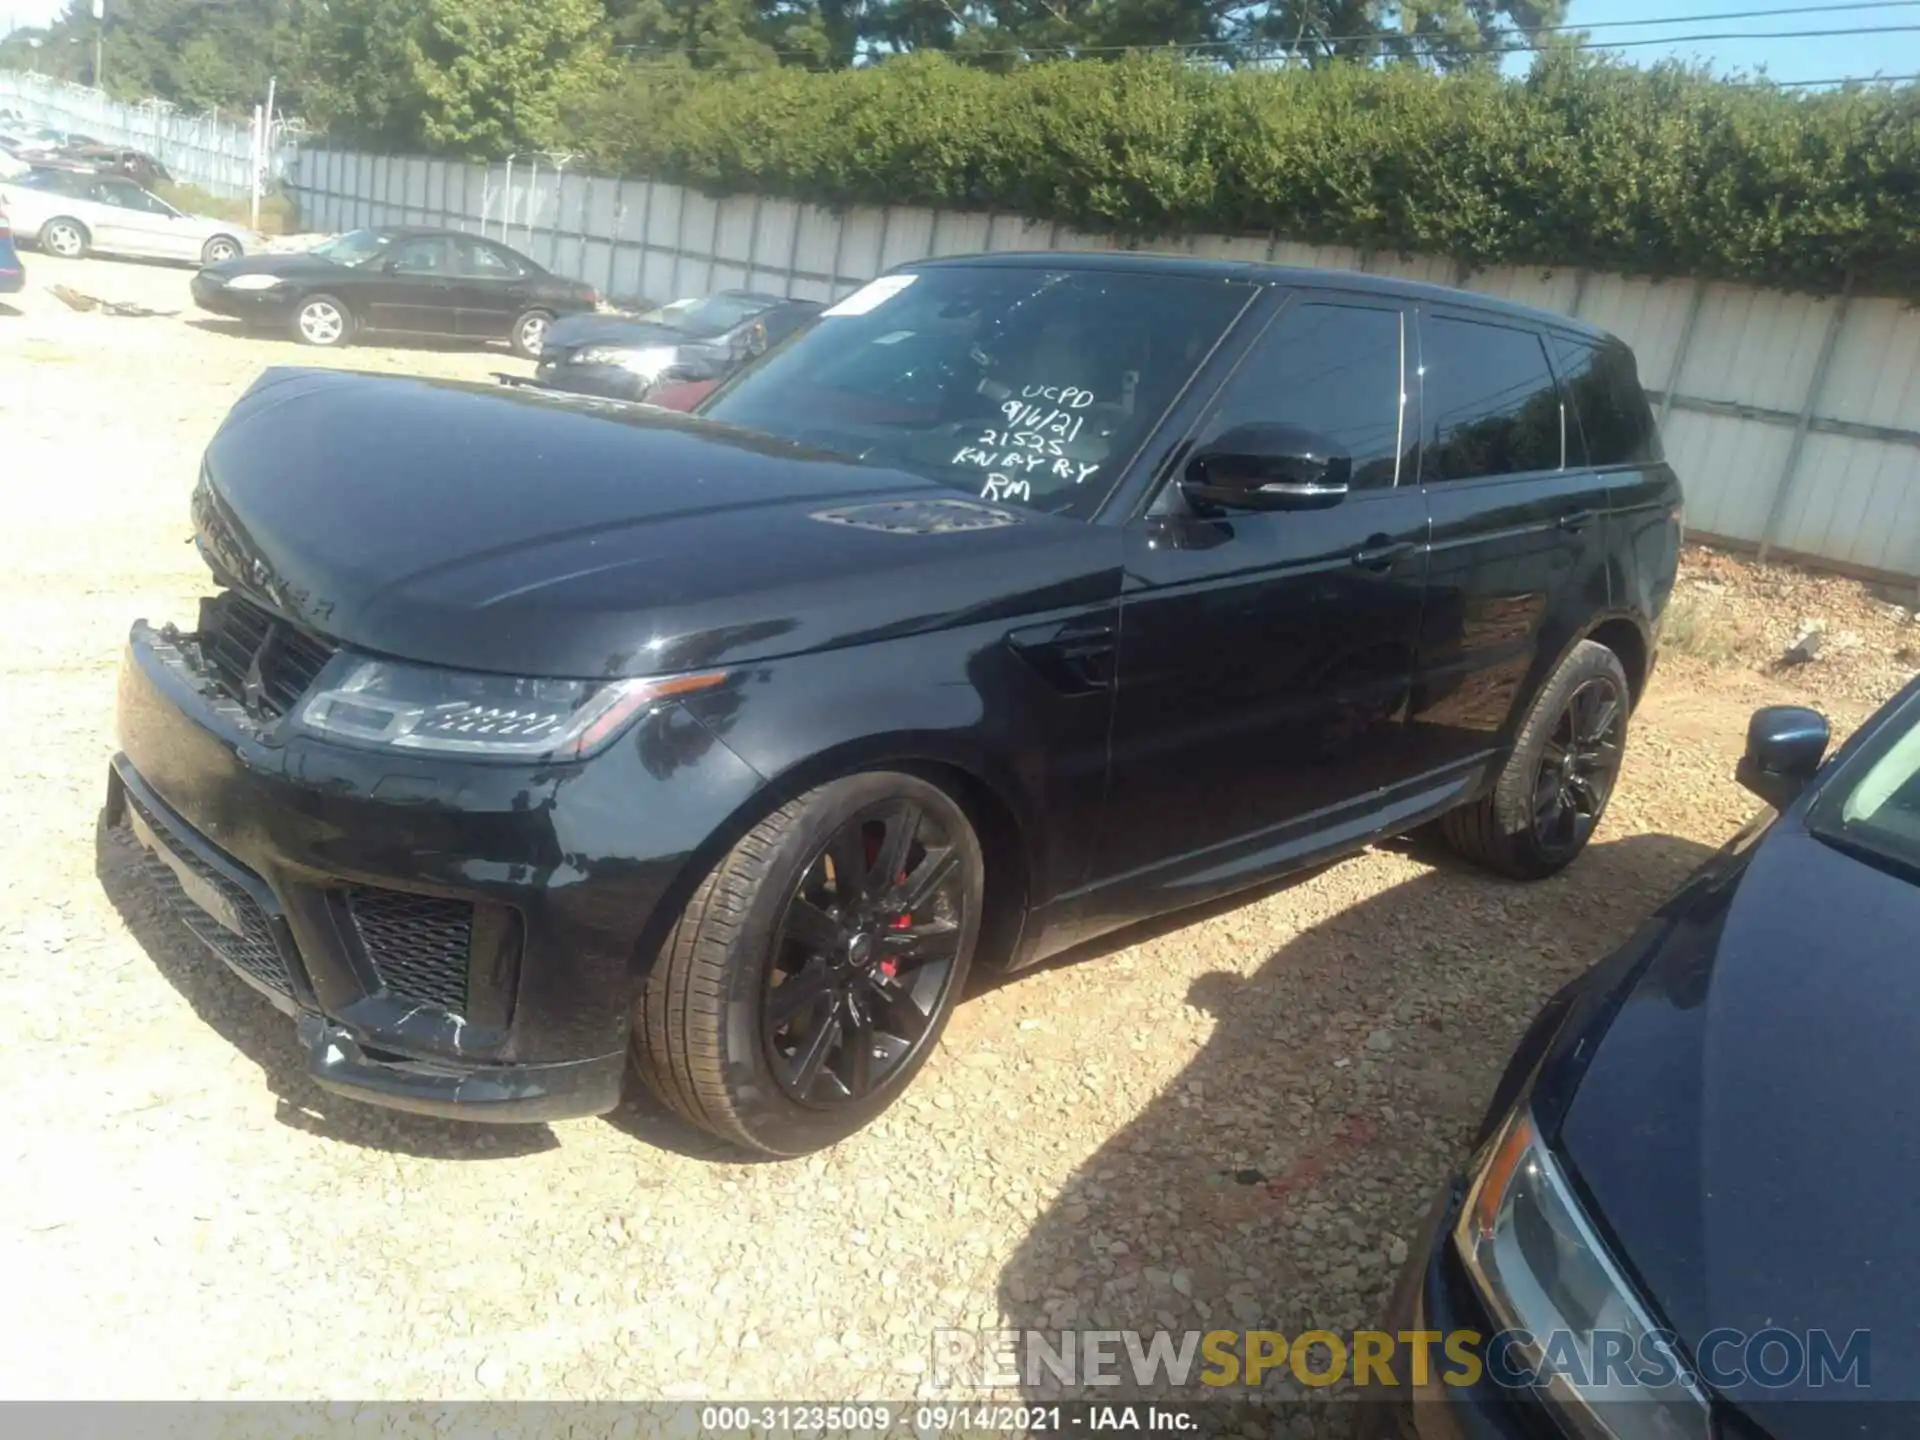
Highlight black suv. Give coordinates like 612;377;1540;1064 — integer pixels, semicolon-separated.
109;254;1681;1155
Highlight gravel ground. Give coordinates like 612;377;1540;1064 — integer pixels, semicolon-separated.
0;253;1899;1421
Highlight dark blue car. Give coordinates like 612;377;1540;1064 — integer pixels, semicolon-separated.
1374;679;1920;1440
0;201;23;294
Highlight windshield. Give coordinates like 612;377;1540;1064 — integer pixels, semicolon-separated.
309;229;389;267
698;266;1253;521
1808;691;1920;878
639;292;774;338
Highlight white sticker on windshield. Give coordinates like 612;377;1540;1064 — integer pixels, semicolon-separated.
822;274;918;317
873;330;915;345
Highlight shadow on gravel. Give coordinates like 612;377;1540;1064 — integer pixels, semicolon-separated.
94;815;558;1160
184;316;515;358
993;830;1714;1433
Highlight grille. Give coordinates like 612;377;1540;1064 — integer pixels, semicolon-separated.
197;592;336;720
347;887;474;1014
125;790;294;997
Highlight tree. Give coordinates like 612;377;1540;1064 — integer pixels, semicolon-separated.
854;0;1568;67
298;0;610;154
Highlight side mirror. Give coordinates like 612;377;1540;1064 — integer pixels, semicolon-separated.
1181;424;1351;512
1737;705;1830;810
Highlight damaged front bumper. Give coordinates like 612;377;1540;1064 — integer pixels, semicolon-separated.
109;610;767;1124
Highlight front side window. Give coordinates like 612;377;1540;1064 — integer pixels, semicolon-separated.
1195;299;1407;489
700;266;1255;521
1420;316;1564;482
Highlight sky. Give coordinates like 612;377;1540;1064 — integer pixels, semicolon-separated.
1564;0;1920;84
3;0;1920;85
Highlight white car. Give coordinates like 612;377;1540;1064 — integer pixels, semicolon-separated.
0;169;256;266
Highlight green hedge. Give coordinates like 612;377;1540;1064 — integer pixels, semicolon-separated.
563;52;1920;297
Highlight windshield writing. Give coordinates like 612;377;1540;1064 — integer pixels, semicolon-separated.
699;267;1251;522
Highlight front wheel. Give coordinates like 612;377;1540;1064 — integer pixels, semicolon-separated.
510;308;554;359
292;293;353;347
635;771;984;1156
1440;640;1631;880
40;218;87;259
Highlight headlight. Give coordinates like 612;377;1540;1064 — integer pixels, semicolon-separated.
297;657;726;762
1455;1109;1709;1439
572;344;678;376
224;273;281;290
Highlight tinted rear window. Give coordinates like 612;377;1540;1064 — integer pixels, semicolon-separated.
1555;337;1663;467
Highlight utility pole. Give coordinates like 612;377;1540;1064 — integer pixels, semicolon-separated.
91;0;104;90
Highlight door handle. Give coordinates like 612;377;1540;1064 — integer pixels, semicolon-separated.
1351;539;1415;572
1559;509;1596;534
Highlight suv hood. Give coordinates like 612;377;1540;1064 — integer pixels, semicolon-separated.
1559;824;1920;1421
195;368;1115;678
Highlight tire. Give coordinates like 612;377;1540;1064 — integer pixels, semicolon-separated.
635;771;985;1156
510;308;554;360
1440;640;1631;881
201;235;242;266
291;293;353;348
39;218;87;259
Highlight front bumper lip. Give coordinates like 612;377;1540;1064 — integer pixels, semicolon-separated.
111;753;627;1122
297;1014;625;1123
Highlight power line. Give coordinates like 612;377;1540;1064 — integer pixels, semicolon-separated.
1744;69;1920;84
615;13;1920;63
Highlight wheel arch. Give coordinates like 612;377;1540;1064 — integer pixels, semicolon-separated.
1582;612;1652;709
624;731;1036;989
40;214;89;246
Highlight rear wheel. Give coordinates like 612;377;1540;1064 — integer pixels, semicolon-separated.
635;771;984;1156
1440;640;1630;880
40;218;87;259
510;308;554;359
292;293;353;347
201;235;242;265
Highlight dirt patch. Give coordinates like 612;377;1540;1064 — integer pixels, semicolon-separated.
1668;543;1919;710
0;252;1904;1413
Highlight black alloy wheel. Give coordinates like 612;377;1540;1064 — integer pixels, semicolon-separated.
1532;676;1625;858
634;770;985;1155
1439;639;1632;880
763;800;967;1105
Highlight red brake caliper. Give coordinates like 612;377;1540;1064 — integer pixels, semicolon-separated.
882;872;911;977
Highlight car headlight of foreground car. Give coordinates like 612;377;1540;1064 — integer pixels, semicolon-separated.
297;656;726;761
223;273;282;291
1454;1107;1710;1439
571;344;679;377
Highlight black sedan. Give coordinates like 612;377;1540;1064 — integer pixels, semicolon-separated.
529;289;822;402
192;226;598;357
1374;687;1920;1440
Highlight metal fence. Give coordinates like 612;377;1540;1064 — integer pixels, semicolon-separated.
275;144;1920;584
0;71;289;197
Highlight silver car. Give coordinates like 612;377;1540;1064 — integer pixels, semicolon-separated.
0;169;255;266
